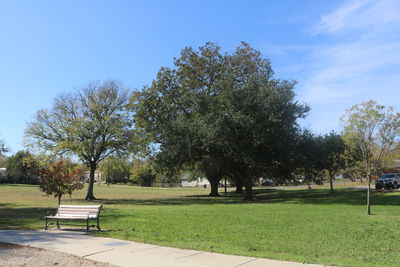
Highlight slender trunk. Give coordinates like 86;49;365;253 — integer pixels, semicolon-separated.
209;178;220;197
58;195;61;205
85;161;97;200
224;177;227;195
244;176;253;200
305;168;311;189
367;174;371;215
329;171;334;192
235;179;243;194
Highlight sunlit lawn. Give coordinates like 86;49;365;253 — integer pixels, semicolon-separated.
1;183;400;267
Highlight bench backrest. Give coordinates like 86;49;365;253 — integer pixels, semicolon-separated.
56;205;102;218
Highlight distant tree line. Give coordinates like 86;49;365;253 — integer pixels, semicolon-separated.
0;151;39;184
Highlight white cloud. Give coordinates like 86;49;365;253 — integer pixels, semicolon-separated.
295;0;400;133
311;0;400;35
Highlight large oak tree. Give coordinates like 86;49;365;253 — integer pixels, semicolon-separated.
132;42;308;199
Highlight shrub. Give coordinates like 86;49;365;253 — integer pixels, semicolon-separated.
35;159;84;204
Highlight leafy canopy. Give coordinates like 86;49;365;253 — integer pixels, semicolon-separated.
26;80;133;164
25;80;135;200
132;42;309;197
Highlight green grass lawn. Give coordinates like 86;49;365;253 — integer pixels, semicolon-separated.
1;184;400;267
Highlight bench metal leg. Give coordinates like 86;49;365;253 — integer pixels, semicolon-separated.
97;218;101;231
56;219;60;229
86;219;89;232
45;218;48;230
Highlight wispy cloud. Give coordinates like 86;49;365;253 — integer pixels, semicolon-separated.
292;0;400;133
310;0;400;35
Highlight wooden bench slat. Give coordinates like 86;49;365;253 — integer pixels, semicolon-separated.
58;209;99;213
58;208;100;211
46;215;89;219
57;209;99;213
59;205;101;209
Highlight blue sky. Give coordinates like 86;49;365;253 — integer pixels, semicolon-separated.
1;0;399;154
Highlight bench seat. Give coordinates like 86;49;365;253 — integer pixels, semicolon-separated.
44;205;102;231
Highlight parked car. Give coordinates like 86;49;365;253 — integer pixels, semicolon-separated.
375;173;400;190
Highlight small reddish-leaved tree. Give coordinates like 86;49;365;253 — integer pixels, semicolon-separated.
36;160;84;205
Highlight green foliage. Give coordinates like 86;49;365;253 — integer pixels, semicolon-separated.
292;131;324;186
5;151;39;184
132;42;309;198
99;156;131;184
35;159;84;204
341;100;400;213
342;100;400;175
318;132;346;190
130;163;156;187
25;80;136;200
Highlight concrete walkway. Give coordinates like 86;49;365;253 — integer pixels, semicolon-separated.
0;230;326;267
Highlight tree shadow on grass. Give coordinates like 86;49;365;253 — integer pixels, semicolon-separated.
254;188;400;206
0;207;52;230
66;188;400;207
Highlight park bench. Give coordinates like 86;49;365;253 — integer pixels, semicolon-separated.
44;205;102;231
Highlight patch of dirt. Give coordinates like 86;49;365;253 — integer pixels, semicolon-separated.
0;243;115;267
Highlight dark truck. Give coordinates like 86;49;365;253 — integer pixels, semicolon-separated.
375;173;400;190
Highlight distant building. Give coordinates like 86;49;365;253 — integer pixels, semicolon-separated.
180;173;210;187
83;171;104;183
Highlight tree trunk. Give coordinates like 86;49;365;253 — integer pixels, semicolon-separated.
235;179;243;194
367;174;371;215
305;168;311;189
329;171;334;192
244;177;253;200
209;178;220;197
224;177;227;195
58;195;61;205
85;161;97;200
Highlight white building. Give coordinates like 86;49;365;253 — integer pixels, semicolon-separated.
180;173;210;187
83;170;104;183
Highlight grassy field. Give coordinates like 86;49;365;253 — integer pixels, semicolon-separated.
1;184;400;267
